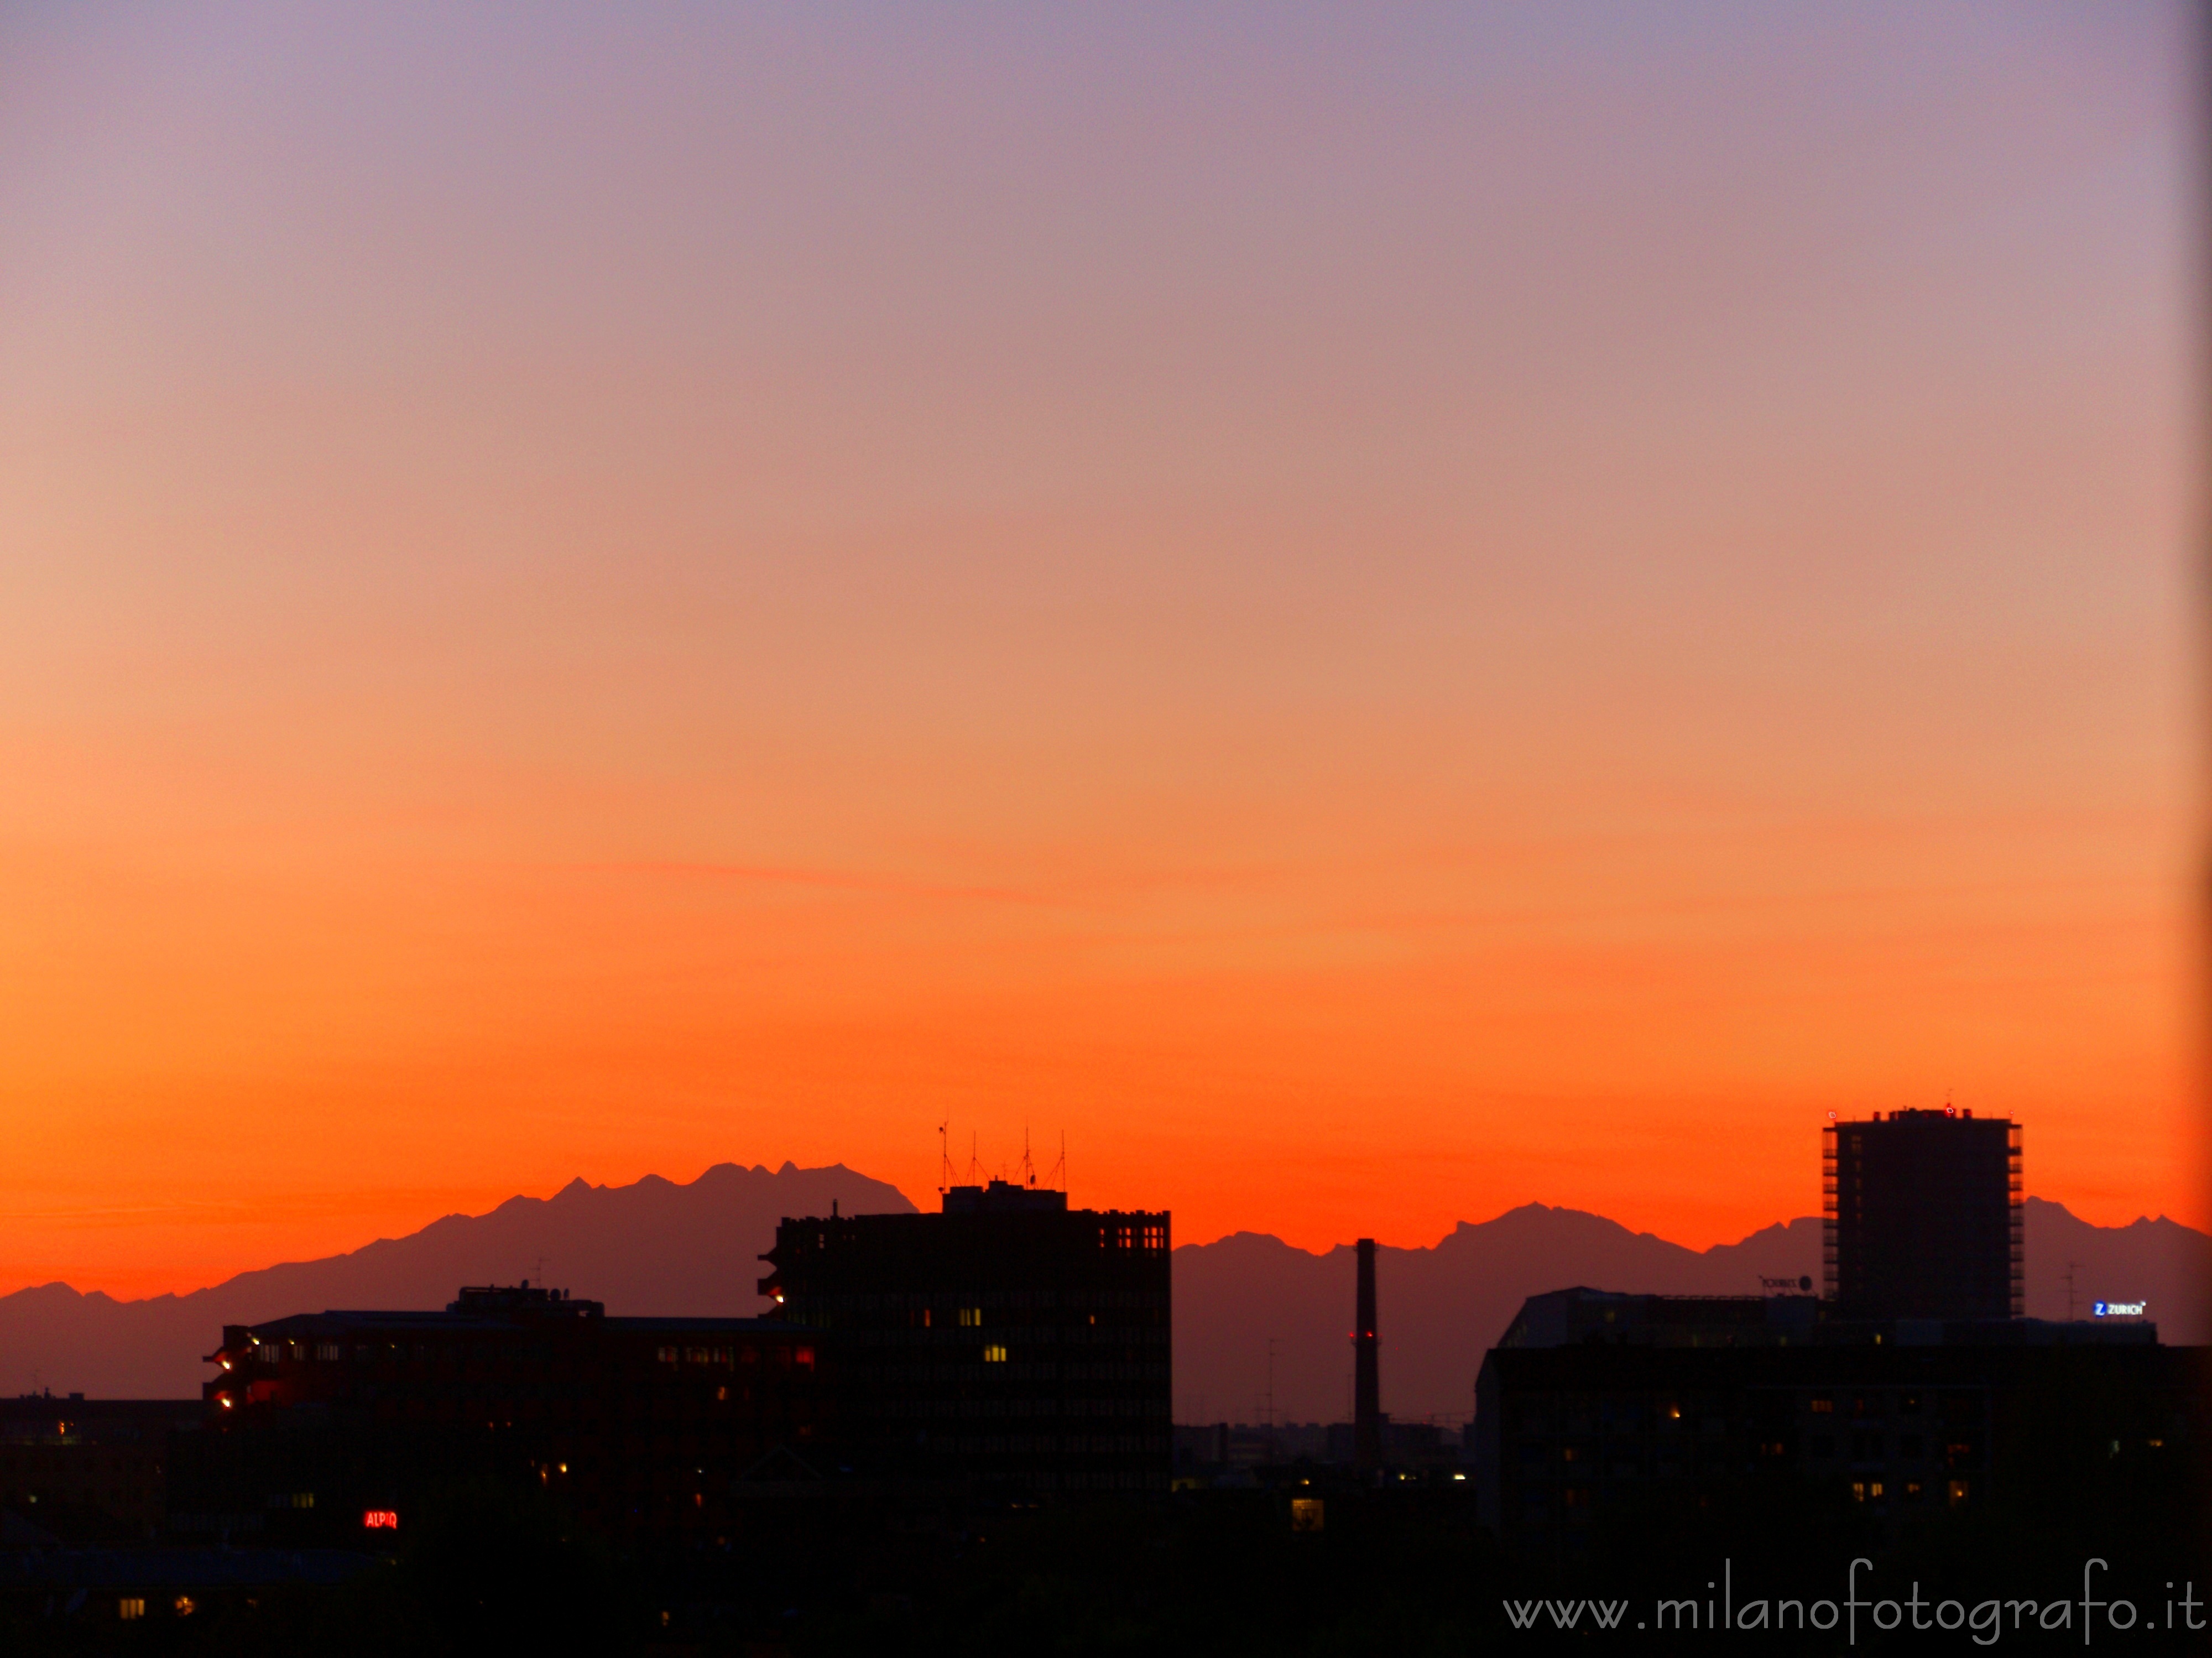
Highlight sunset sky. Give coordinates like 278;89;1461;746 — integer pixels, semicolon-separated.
1;3;2200;1300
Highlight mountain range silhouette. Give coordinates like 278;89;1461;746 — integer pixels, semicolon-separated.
1172;1198;2204;1422
1;1164;2198;1418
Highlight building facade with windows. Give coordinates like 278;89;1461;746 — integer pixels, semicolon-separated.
1473;1289;2180;1567
179;1284;824;1542
1;1396;200;1539
758;1181;1171;1493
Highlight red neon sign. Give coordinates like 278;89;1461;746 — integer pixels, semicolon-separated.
363;1510;399;1530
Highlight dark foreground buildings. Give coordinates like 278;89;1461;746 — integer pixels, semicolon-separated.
1473;1108;2190;1571
758;1180;1171;1492
175;1283;823;1543
1;1396;200;1539
168;1179;1171;1540
1474;1288;2193;1567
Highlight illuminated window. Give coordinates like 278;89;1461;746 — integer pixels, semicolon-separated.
983;1345;1008;1363
958;1308;982;1327
118;1598;144;1621
1851;1482;1866;1503
1947;1479;1969;1507
656;1346;678;1365
1808;1398;1833;1414
794;1346;815;1369
174;1597;196;1617
1290;1498;1323;1532
1868;1481;1884;1499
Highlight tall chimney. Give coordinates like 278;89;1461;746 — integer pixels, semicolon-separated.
1354;1237;1380;1468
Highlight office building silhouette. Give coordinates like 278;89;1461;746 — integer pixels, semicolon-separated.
1824;1109;2022;1318
758;1180;1170;1492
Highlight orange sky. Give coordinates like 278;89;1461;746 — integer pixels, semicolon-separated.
0;3;2202;1299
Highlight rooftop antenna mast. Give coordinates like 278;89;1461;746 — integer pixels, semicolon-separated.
967;1132;981;1186
1021;1125;1036;1188
1045;1130;1066;1193
938;1121;951;1196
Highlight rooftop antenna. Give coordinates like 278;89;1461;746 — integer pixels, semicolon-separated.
1021;1125;1036;1188
938;1121;952;1196
967;1132;981;1186
1045;1130;1066;1193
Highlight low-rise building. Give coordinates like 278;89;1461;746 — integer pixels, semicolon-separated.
178;1283;824;1542
1474;1290;2189;1565
0;1397;200;1539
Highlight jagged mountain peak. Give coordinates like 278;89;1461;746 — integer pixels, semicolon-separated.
0;1161;918;1398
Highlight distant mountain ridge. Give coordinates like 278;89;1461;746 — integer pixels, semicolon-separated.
1;1170;2198;1416
0;1161;915;1398
1172;1198;2208;1422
